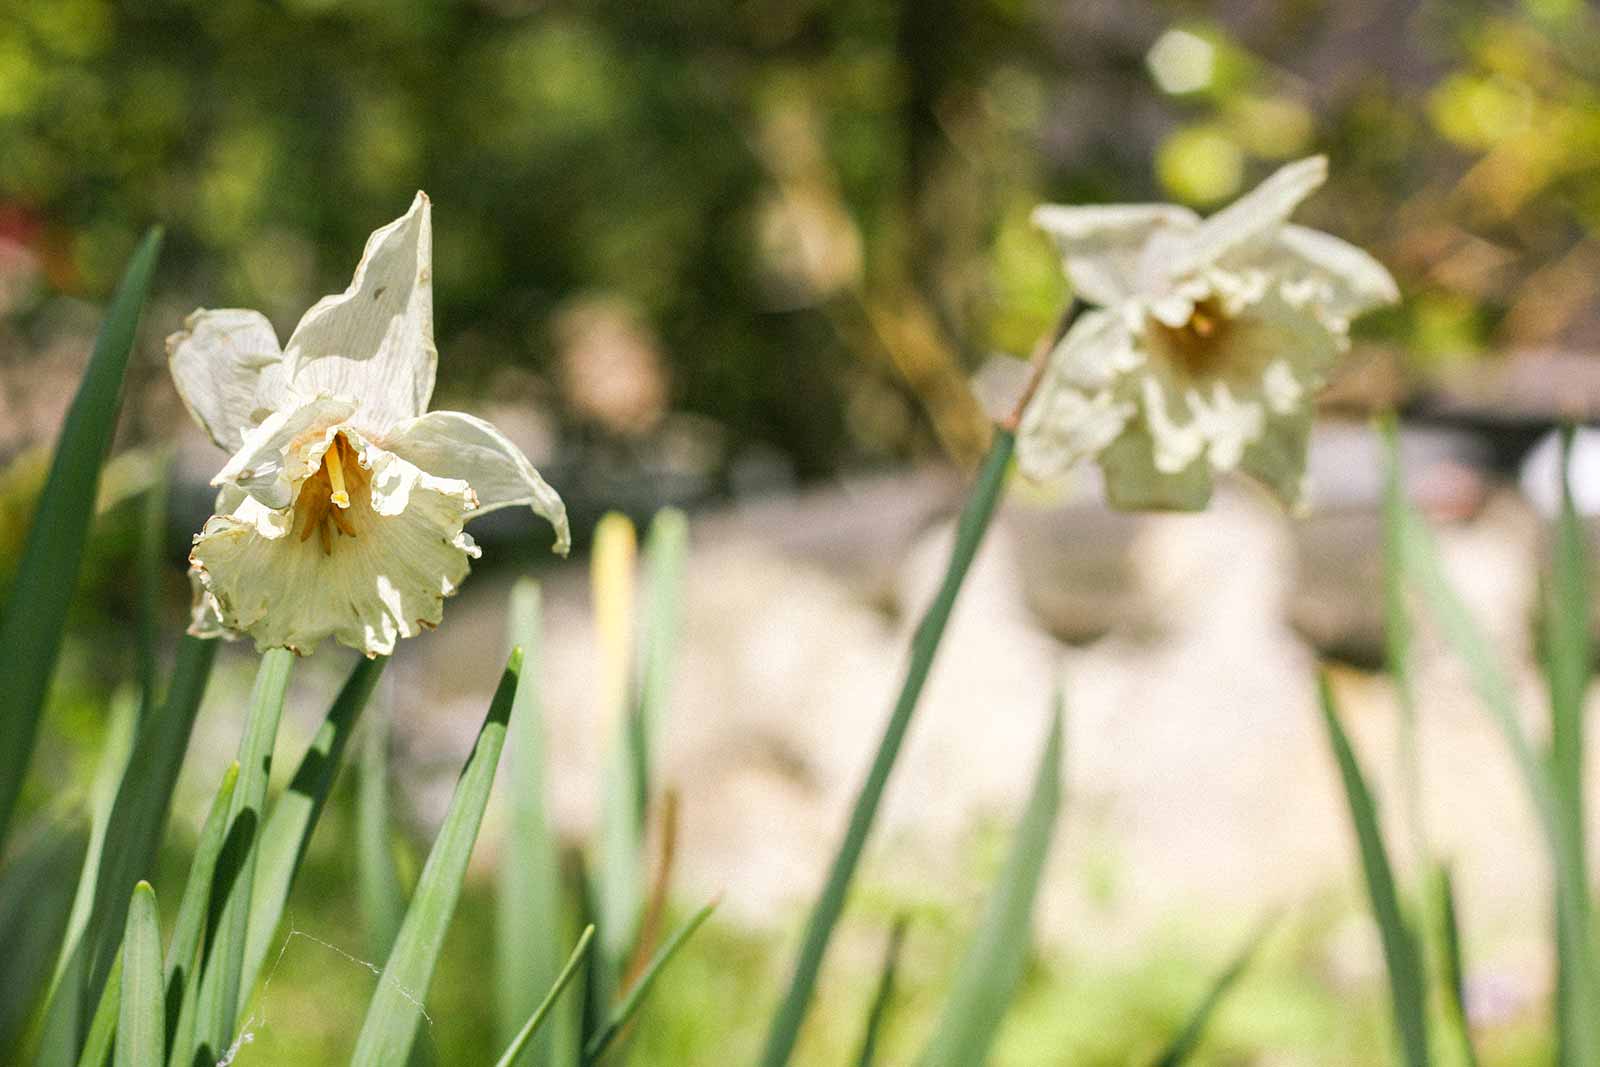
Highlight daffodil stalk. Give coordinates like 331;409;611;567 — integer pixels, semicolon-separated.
761;156;1397;1065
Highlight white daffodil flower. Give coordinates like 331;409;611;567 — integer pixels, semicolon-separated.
1019;155;1398;510
171;193;570;656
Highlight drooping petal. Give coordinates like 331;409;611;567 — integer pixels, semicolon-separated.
1098;430;1213;511
1267;224;1400;324
383;410;571;555
166;309;289;451
1239;412;1312;509
211;395;356;510
1016;310;1141;480
1170;156;1327;278
1031;203;1199;304
283;192;437;433
185;567;233;640
189;445;480;656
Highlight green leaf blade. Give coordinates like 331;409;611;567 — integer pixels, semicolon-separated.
583;898;717;1064
1317;675;1429;1067
494;926;595;1067
240;654;386;1003
1150;917;1276;1067
0;228;163;852
348;648;523;1067
760;428;1015;1067
115;882;163;1067
191;646;294;1064
854;918;909;1067
916;698;1063;1067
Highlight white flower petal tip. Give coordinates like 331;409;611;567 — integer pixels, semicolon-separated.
171;196;569;655
1017;155;1391;513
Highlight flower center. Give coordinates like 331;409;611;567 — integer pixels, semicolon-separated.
1147;297;1236;380
295;432;369;555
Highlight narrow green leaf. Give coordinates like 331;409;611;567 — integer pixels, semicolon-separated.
494;926;596;1067
854;918;909;1067
496;580;575;1067
1150;916;1276;1067
35;690;137;1065
357;679;406;962
0;825;86;1061
162;761;238;1066
136;463;169;723
83;636;219;1014
239;654;386;1006
0;228;163;852
593;513;642;997
74;954;119;1067
348;649;523;1067
638;509;688;787
583;898;717;1064
1317;675;1429;1067
760;427;1014;1067
1377;419;1428;872
115;883;163;1067
917;699;1063;1067
1400;501;1600;1061
1435;865;1481;1067
1545;425;1590;1067
191;647;294;1065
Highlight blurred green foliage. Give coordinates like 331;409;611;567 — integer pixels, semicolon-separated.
5;1;1600;470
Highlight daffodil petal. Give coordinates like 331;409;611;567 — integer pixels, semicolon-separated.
383;410;571;555
212;395;356;510
1172;155;1327;277
1017;310;1141;480
185;567;233;640
1031;203;1199;304
1239;412;1312;509
1268;224;1400;324
189;449;479;656
166;309;289;451
284;192;437;432
1098;430;1213;511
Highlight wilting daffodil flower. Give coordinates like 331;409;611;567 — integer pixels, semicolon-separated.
172;193;569;656
1018;156;1398;510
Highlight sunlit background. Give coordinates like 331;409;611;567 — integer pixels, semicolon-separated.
6;0;1600;1062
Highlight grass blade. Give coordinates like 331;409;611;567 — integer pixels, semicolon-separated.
593;513;643;995
494;926;596;1067
0;825;86;1061
162;761;238;1065
583;898;718;1064
638;509;688;787
854;918;908;1067
916;698;1063;1067
1545;426;1590;1067
1435;865;1481;1067
1317;675;1429;1067
74;954;119;1067
357;677;406;962
0;228;163;852
348;649;523;1067
35;690;137;1065
82;636;219;1023
1399;502;1600;1061
240;655;386;1003
1378;419;1428;873
115;883;163;1067
191;647;294;1065
760;427;1014;1067
136;463;169;723
1150;916;1276;1067
495;580;576;1067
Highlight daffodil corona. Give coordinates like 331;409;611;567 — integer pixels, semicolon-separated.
1019;156;1398;510
172;193;569;656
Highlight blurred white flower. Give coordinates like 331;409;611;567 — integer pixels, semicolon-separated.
1019;156;1398;510
171;193;569;656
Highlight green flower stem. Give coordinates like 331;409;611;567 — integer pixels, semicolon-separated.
758;425;1016;1067
193;646;294;1063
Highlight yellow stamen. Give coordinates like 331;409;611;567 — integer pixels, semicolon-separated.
325;437;350;508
